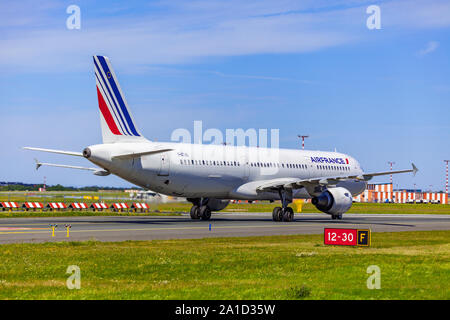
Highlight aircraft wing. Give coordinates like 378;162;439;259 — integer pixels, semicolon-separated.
360;163;418;180
256;163;418;192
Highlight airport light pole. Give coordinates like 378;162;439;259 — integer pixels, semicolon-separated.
297;135;309;150
387;161;395;185
444;160;450;194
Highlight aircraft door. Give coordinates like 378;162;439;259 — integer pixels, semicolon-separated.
304;156;312;179
241;150;249;181
158;153;170;176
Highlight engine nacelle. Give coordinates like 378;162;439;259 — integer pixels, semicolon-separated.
207;198;230;211
311;187;353;215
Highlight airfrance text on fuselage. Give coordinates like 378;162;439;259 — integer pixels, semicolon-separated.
310;157;348;164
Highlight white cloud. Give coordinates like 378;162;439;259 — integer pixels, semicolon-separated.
417;41;439;56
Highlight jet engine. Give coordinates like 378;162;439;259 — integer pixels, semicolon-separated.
207;198;230;211
311;187;353;215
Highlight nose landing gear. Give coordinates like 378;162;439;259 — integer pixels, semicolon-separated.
331;214;343;220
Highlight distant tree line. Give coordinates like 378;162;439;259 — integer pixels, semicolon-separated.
0;183;136;192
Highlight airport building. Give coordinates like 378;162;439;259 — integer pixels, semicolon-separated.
353;183;448;204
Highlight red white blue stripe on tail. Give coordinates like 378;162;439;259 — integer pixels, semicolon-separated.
93;55;141;137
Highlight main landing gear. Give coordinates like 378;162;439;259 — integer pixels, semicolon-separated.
189;198;212;221
272;189;294;222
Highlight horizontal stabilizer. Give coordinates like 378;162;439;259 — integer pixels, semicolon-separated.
24;147;83;157
34;159;110;176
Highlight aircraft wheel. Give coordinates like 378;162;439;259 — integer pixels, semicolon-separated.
282;207;294;222
200;205;211;220
337;214;343;220
190;205;200;219
272;207;282;222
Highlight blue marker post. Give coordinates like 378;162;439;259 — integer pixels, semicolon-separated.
209;224;211;231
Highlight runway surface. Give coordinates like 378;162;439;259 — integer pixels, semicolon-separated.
0;212;449;243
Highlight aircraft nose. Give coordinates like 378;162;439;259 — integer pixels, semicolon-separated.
83;147;91;158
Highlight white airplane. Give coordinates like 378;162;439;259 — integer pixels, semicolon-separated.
24;56;418;222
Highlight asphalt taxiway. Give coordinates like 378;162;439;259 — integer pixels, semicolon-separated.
0;212;449;243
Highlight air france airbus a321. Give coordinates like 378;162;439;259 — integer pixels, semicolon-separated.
24;56;418;222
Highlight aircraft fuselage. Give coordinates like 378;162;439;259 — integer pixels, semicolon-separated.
84;141;367;200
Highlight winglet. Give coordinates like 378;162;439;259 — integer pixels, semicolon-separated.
412;163;419;176
34;158;42;171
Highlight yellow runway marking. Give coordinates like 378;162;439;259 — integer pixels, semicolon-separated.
0;218;185;227
0;223;338;235
0;227;47;231
0;222;100;226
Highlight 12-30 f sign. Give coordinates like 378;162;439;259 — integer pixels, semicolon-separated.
324;228;371;246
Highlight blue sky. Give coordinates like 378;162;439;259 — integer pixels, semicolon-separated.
1;0;449;190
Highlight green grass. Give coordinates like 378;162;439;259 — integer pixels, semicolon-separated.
0;231;449;299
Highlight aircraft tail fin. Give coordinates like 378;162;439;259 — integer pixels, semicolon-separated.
93;55;147;143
